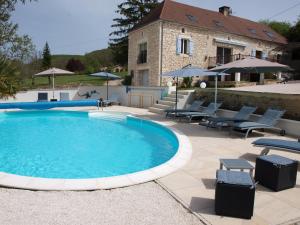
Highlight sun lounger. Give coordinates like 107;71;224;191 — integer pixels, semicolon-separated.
207;106;257;128
37;92;48;102
232;109;285;139
176;102;222;122
165;100;205;118
252;138;300;155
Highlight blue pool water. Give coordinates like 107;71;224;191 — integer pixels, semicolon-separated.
0;111;178;179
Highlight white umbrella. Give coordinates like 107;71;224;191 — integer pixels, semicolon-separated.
35;68;74;99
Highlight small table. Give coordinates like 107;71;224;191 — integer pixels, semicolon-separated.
219;159;254;178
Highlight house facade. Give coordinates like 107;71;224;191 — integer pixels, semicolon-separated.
128;0;287;86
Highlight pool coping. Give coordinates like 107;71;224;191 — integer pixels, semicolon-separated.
0;111;192;191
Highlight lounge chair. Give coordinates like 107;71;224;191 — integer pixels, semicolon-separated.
37;92;48;102
252;138;300;155
207;106;257;128
165;100;205;118
176;102;222;122
60;92;70;101
232;109;285;139
102;94;120;106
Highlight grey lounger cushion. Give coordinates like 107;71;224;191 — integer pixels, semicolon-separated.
253;138;300;152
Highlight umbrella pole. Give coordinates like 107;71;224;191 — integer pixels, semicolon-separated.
52;73;55;99
106;75;108;101
175;77;178;111
214;74;218;112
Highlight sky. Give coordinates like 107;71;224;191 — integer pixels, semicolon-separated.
12;0;300;55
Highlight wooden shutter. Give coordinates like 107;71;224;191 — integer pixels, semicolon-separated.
176;38;182;55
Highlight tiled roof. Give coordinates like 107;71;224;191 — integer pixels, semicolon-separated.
131;0;287;45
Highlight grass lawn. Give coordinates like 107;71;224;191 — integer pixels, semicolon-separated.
22;71;127;90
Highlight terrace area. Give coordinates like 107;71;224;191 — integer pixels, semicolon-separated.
1;105;299;225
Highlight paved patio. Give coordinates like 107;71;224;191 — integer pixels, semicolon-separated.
105;106;300;225
227;83;300;94
0;106;299;225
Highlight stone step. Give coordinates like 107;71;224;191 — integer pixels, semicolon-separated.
149;107;165;114
158;100;176;106
152;104;172;110
168;94;185;99
163;97;178;102
171;91;190;95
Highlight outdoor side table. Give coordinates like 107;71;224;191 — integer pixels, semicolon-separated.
215;170;255;219
255;154;298;191
219;159;254;178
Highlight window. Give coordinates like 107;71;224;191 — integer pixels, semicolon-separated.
264;30;275;39
176;38;193;55
213;20;223;28
186;14;198;23
181;39;189;54
216;47;232;64
248;28;256;35
137;42;147;64
181;28;185;33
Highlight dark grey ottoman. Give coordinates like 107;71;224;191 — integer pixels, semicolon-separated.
215;170;255;219
255;154;298;191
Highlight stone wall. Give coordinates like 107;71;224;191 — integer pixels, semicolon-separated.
128;21;161;86
128;20;283;87
195;89;300;121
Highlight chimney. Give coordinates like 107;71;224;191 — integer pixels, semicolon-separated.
219;6;231;16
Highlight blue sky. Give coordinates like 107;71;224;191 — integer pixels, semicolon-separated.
12;0;300;55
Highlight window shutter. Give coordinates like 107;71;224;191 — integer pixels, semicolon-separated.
251;49;256;57
262;52;267;60
189;40;194;56
176;38;182;55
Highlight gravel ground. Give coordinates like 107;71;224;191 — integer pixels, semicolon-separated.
0;182;203;225
227;83;300;94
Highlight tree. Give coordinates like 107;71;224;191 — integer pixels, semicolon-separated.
0;0;35;61
66;58;85;72
259;20;292;38
42;42;51;69
41;42;52;85
0;57;21;99
109;0;160;65
0;0;35;98
288;16;300;42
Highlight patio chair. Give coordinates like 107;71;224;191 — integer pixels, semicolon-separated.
207;106;257;128
176;102;222;122
165;100;205;118
60;92;70;101
232;109;286;139
37;92;48;102
102;93;120;106
252;138;300;155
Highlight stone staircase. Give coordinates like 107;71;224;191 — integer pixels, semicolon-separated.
149;90;193;114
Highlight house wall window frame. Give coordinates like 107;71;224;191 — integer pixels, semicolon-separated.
137;42;148;64
176;36;194;56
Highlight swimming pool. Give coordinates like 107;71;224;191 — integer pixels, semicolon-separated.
0;110;192;190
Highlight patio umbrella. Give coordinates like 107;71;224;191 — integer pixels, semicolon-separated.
89;72;121;100
210;57;292;73
35;67;74;99
162;65;229;110
210;57;292;106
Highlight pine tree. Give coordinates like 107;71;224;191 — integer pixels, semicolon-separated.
41;42;52;85
109;0;160;65
42;42;51;69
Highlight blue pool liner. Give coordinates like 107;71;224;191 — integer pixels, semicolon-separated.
0;99;99;110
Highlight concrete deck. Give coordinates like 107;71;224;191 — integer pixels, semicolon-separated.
104;106;300;225
0;106;299;225
227;83;300;94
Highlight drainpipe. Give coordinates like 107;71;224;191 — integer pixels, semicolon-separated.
159;21;164;87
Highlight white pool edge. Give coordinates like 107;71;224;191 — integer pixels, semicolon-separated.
0;111;192;191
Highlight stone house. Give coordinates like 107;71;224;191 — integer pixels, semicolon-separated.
128;0;287;87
